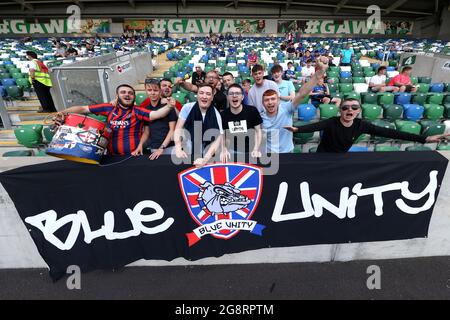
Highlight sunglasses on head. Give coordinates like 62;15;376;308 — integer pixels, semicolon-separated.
145;78;160;85
341;105;360;111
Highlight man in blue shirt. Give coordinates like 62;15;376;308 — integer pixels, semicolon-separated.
260;56;329;153
340;44;354;66
283;61;296;81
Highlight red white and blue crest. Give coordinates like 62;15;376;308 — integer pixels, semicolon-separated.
178;163;265;246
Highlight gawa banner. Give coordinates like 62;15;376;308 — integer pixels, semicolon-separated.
0;152;446;280
149;19;266;34
278;20;413;35
0;19;111;35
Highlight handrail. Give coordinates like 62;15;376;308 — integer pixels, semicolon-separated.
99;50;137;65
0;96;12;130
50;66;114;71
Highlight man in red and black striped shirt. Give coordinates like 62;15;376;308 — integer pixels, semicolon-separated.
55;84;176;155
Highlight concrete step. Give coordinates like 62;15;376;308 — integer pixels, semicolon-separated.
6;105;41;112
0;130;16;140
9;113;54;126
14;120;48;126
10;99;41;107
0;140;22;148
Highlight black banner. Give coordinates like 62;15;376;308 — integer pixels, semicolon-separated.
0;152;447;281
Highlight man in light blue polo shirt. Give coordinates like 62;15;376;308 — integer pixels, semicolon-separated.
261;56;330;153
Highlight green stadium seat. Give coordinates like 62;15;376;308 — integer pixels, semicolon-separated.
339;77;353;84
444;104;450;118
361;92;378;104
11;72;25;79
361;104;382;120
423;104;444;120
293;145;302;153
327;83;338;93
437;144;450;151
444;94;450;104
43;126;55;143
5;85;23;99
352;77;366;83
35;150;49;156
370;119;396;143
188;92;197;102
15;78;31;90
411;93;427;106
329;66;339;73
293;121;314;144
410;76;418;85
319;104;338;119
405;145;432;151
420;120;445;136
374;145;401;152
135;92;147;106
418;76;432;84
395;120;421;135
427;93;444;105
382;104;403;121
378;93;395;105
172;92;187;104
339;83;353;93
2;150;33;157
416;83;430;93
163;71;175;79
14;125;43;148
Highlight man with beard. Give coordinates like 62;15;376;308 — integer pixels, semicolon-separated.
132;79;177;159
176;70;227;112
53;84;176;156
284;98;449;153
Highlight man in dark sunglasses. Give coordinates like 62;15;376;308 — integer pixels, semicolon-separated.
284;98;449;153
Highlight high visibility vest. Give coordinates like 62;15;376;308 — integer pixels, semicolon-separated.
29;59;52;87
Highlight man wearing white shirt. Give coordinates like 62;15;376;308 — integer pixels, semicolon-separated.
248;64;280;113
369;66;399;93
300;59;315;83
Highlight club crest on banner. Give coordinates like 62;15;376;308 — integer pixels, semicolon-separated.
178;163;265;246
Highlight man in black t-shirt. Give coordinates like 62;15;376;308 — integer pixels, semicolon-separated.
220;84;263;162
285;98;449;153
132;79;177;159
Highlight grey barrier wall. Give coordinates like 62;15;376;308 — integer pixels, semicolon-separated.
400;53;450;83
1;152;450;269
103;51;153;100
50;51;153;110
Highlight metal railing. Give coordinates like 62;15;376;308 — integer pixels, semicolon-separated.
0;96;12;130
50;66;113;109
